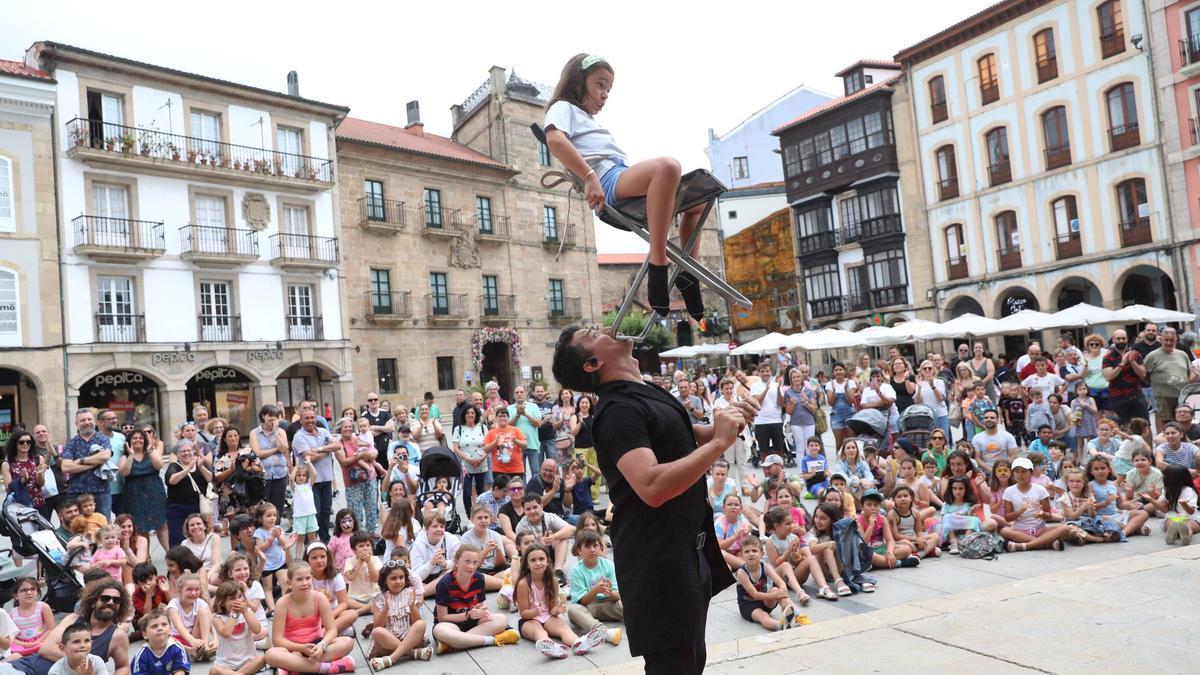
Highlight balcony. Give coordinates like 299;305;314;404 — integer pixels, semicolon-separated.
809;296;844;319
358;197;406;233
543;223;577;248
1044;144;1072;170
1100;30;1125;59
425;293;468;323
72;215;165;261
476;215;511;242
481;294;517;324
179;225;259;266
1055;232;1082;260
268;233;339;270
938;177;959;201
980;81;999;105
365;291;412;324
843;214;903;244
419;205;465;237
197;315;242;342
95;313;145;343
1119;217;1152;247
548;296;582;323
947;257;968;281
847;286;908;313
286;315;323;341
930;101;948;124
797;230;838;256
987;160;1011;187
997;246;1022;271
1108;123;1140;152
1179;35;1200;77
65;118;333;193
1036;57;1058;83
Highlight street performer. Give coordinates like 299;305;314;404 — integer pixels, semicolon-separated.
552;326;759;674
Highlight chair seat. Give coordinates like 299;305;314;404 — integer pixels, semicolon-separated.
599;169;726;231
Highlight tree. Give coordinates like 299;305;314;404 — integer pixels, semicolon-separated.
602;310;672;349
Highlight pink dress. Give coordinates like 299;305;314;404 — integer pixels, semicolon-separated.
10;602;48;655
90;546;124;582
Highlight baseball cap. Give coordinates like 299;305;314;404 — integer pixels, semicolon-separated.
829;471;848;483
761;454;784;467
861;489;883;503
1011;457;1034;471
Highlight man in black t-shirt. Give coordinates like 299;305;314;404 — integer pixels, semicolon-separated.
552;326;757;675
360;392;394;455
451;389;471;428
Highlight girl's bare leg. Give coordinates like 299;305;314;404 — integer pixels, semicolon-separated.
1123;510;1150;536
544;616;579;646
614;158;683;266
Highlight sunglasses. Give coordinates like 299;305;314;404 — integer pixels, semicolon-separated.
16;439;32;446
368;398;379;402
510;486;525;492
383;559;407;569
97;595;121;605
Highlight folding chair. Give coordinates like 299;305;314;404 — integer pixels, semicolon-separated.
531;124;752;340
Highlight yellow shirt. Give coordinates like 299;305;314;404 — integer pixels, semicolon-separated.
83;512;108;536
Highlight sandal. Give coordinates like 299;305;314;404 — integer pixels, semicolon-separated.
413;647;433;661
817;586;838;601
1141;525;1152;536
861;581;875;593
370;656;393;672
1052;539;1065;551
835;580;852;596
795;590;811;606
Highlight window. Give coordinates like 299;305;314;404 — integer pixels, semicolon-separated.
864;248;908;307
0;269;17;344
369;268;392;313
844;70;864;96
1116;178;1148;224
1034;29;1058;82
0;157;12;232
199;280;234;341
1052;196;1080;237
364;180;385;221
978;54;999;105
482;275;499;315
277;126;304;176
476;196;493;233
96;276;136;342
935;145;958;200
945;224;967;279
1185;8;1200;64
1098;0;1125;58
929;76;948;123
985;127;1011;186
280;205;310;258
436;356;455;391
803;263;841;300
189;111;220;157
377;358;398;394
996;211;1020;251
287;284;317;339
789;110;894;171
1106;83;1140;150
794;204;832;238
548;279;565;315
543;206;558;240
839;186;899;240
727;210;738;219
733;156;749;180
1042;106;1071;168
538;141;551;167
783;143;802;175
423;188;442;227
429;272;449;315
86;90;124;145
90;183;131;246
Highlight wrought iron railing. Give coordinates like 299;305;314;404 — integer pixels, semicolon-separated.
179;225;258;257
286;315;324;340
543;222;577;247
1108;123;1140;152
1044;144;1072;170
843;214;902;243
197;314;242;342
798;230;838;255
1055;232;1082;259
938;177;959;201
359;196;406;228
482;294;517;318
477;214;510;238
997;246;1022;271
426;293;468;318
73;215;165;252
366;290;411;318
1119;218;1152;247
988;160;1011;186
95;313;145;343
268;233;339;265
549;296;582;319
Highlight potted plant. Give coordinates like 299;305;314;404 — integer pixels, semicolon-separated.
273;157;284;176
187;149;197;163
168;143;181;161
219;155;230;168
120;133;135;153
105;137;117;151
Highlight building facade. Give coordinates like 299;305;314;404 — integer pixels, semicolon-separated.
895;0;1181;353
722;207;802;339
1146;0;1200;312
29;42;353;432
0;59;64;440
774;60;937;332
338;68;601;408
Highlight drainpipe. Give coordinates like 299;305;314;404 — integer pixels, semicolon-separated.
50;107;70;434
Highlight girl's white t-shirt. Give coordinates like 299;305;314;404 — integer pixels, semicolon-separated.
293;482;317;517
1169;486;1200;521
543;100;628;178
244;580;268;625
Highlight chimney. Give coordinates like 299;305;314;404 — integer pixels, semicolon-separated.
287;71;299;97
405;100;424;136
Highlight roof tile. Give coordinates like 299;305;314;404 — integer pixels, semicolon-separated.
0;59;53;82
772;75;900;135
337;117;512;171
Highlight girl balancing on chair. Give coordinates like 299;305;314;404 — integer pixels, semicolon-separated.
543;53;708;324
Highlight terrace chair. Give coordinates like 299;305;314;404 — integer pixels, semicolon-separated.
531;123;752;341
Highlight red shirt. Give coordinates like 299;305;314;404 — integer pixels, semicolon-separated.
485;426;526;475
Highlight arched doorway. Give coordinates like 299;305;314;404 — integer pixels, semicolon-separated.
1055;277;1104;346
1120;265;1177;311
187;366;256;432
78;369;162;430
946;296;984;319
276;363;337;422
998;287;1041;359
480;342;514;402
0;368;39;443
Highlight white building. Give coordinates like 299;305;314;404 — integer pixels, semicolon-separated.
27;41;353;430
895;0;1181;353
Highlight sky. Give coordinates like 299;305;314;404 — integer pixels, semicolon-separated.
2;0;997;253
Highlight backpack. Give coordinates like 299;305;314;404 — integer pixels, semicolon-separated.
958;531;1005;560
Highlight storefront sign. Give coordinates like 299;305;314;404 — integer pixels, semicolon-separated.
1003;296;1031;316
151;352;196;366
247;350;286;363
109;401;135;413
92;371;145;387
193;367;246;383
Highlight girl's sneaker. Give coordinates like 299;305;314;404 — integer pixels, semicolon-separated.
780;604;796;630
574;625;606;654
536;639;569;659
497;584;513;610
326;657;356;674
791;613;812;627
493;629;520;646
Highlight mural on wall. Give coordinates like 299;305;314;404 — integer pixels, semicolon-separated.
723;207;799;334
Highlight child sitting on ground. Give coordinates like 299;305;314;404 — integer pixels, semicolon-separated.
734;536;802;631
48;621;108;675
566;530;623;646
214;553;268;642
410;514;457;598
6;578;53;658
714;493;752;571
367;560;431;670
209;581;267;675
762;506;819;606
340;532;381;610
459;504;514;590
887;485;940;559
516;543;604;659
859;490;919;570
542;54;709;321
130;606;191;675
263;562;356;674
167;572;215;662
129;562;169;641
432;545;519;654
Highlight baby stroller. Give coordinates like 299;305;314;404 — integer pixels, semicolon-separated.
898;404;935;449
846;408;890;454
1179;383;1200;415
228;450;267;514
0;502;81;612
418;446;463;534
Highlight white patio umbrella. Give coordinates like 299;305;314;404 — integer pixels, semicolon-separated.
856;325;901;347
659;345;698;358
922;313;1005;339
794;328;865;351
991;309;1060;334
1045;302;1125;328
1114;304;1197;324
873;319;945;343
691;343;731;356
731;332;790;356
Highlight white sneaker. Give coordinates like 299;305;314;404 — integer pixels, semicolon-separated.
574;625;606;654
536;639;569;659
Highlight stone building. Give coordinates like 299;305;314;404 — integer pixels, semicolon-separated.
0;59;64;439
338;68;601;407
